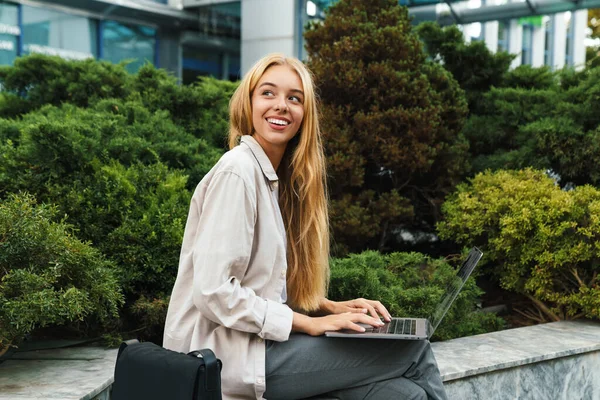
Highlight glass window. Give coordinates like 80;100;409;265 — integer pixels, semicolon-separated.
197;2;241;40
182;47;221;84
497;21;508;51
182;48;240;84
22;5;97;60
228;54;240;81
102;20;156;73
0;2;19;66
544;19;552;66
521;25;533;65
565;16;573;66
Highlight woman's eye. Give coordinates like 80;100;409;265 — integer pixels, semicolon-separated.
289;95;302;102
262;90;274;96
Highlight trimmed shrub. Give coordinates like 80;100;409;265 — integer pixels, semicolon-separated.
130;65;237;149
0;54;130;116
51;161;191;297
438;169;600;322
0;193;123;347
0;54;230;341
329;250;504;340
502;65;556;90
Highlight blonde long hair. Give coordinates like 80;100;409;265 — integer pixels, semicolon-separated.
228;54;329;312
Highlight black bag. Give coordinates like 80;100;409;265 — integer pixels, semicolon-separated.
112;339;222;400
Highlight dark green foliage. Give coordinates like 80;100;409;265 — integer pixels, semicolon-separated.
524;118;600;186
0;54;130;115
0;54;231;341
128;65;237;149
329;250;505;340
462;87;555;173
0;55;236;150
0;193;123;346
131;294;170;340
502;65;556;90
557;67;589;90
305;0;469;254
462;65;600;185
438;169;600;322
52;162;190;297
587;47;600;68
416;22;514;110
0;101;222;195
417;22;600;187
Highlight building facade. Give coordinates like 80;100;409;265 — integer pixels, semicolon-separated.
0;0;242;83
0;0;594;85
462;9;589;70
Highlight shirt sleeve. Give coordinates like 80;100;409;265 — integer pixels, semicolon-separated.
191;169;293;342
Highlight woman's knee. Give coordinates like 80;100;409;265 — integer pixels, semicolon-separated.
368;377;428;400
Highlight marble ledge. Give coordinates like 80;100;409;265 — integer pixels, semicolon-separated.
0;347;118;400
431;320;600;382
1;320;599;399
444;352;600;400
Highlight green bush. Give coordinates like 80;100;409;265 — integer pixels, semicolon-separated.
0;101;222;195
0;54;231;341
461;64;600;185
329;250;504;340
438;169;600;322
0;54;130;116
419;23;600;187
0;55;236;149
0;193;123;347
51;161;191;298
416;22;514;109
130;65;237;148
502;65;557;90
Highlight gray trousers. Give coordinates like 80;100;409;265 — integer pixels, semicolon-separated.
264;334;448;400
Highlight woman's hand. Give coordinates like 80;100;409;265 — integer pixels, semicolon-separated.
292;311;385;336
327;298;392;322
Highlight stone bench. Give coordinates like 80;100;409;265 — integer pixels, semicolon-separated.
1;320;599;399
433;320;600;399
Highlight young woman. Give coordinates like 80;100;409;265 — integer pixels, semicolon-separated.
163;53;448;400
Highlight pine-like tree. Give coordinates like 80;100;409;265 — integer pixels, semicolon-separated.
305;0;469;254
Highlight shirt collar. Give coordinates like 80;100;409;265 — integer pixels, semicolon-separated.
240;135;279;188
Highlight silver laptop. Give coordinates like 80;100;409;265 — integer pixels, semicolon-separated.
325;247;483;340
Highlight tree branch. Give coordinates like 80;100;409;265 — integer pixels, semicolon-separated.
571;267;585;288
514;307;546;323
524;293;561;322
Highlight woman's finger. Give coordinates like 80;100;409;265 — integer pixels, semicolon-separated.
347;306;367;314
347;321;367;332
359;299;392;321
351;299;381;320
372;301;392;321
350;312;385;328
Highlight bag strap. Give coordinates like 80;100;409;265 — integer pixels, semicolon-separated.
188;348;220;393
117;339;140;360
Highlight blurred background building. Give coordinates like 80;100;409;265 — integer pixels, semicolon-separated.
0;0;597;83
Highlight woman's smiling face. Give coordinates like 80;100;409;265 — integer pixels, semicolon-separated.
251;64;305;156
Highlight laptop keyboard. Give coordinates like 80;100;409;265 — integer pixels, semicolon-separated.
372;318;417;335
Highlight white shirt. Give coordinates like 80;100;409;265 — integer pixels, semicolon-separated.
163;135;294;400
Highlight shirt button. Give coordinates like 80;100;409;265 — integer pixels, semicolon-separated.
257;378;264;384
281;270;286;277
257;338;263;343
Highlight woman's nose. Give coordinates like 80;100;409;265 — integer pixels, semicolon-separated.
274;97;288;112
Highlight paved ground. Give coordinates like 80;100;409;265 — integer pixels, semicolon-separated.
0;345;117;400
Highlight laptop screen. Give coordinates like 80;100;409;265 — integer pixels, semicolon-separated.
428;247;483;335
